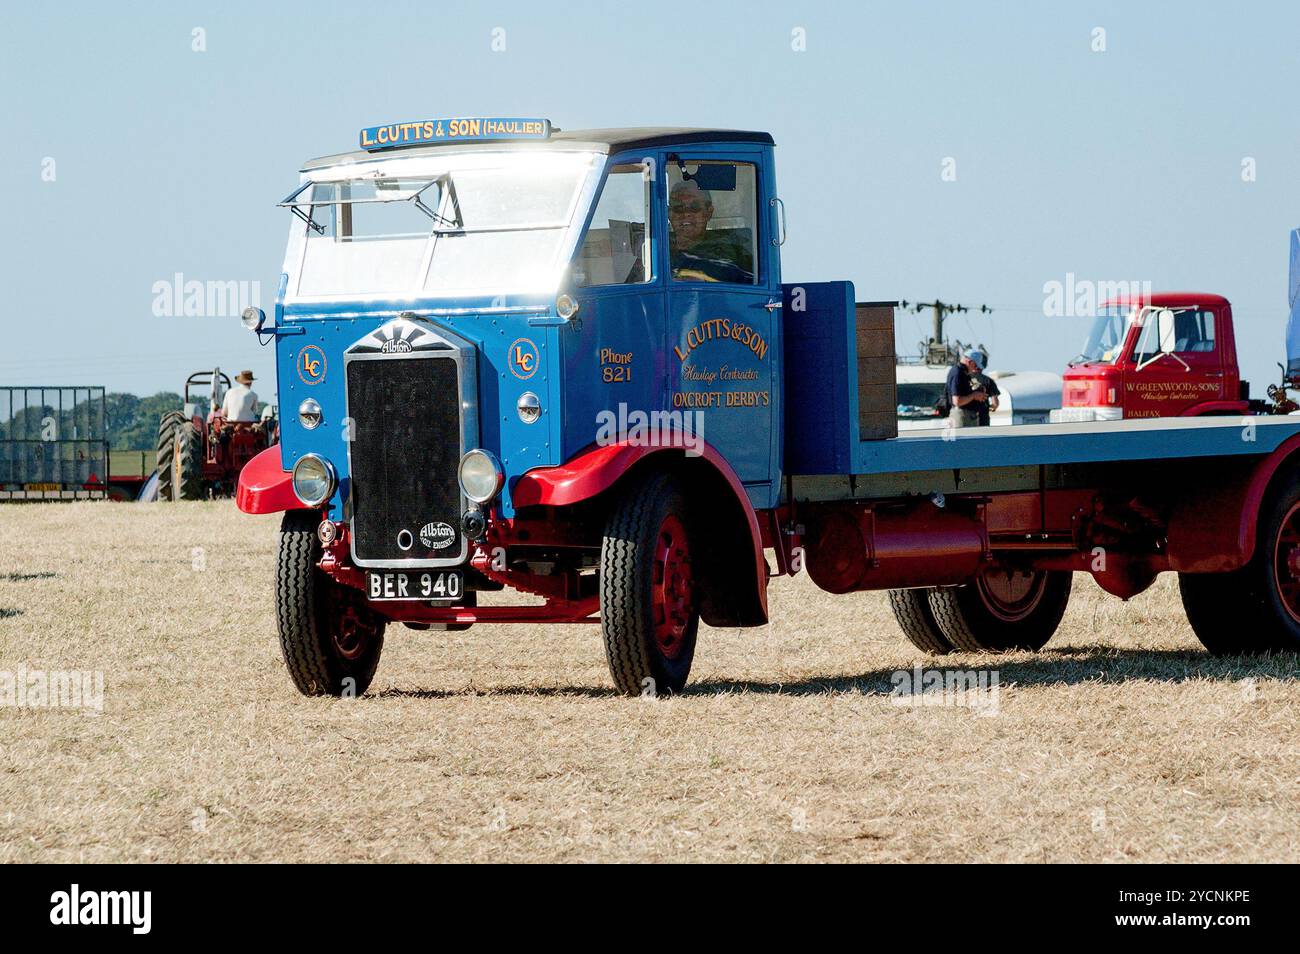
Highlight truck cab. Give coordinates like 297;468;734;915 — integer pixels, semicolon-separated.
239;120;783;695
1053;293;1245;421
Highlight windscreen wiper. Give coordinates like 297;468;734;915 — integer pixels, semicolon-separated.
415;173;463;231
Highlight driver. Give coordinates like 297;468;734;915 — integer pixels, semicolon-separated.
221;370;259;423
668;180;752;284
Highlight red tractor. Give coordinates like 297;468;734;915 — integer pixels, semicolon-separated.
156;369;277;501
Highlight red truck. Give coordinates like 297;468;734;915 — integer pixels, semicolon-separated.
1053;293;1289;421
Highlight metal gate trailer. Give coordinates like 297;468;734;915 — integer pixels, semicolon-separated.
0;386;109;501
235;119;1300;696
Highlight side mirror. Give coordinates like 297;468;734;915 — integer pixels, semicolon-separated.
1156;309;1177;353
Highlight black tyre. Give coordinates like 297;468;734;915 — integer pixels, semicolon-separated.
155;411;183;500
276;510;386;696
928;568;1072;653
1180;472;1300;654
888;587;953;654
172;421;205;501
599;471;699;696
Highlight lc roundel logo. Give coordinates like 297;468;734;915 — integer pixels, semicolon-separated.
297;345;327;385
508;337;539;380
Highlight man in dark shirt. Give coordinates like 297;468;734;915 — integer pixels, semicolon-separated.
971;364;1001;426
945;350;990;427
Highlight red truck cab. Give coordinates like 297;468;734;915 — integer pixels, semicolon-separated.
1054;293;1247;421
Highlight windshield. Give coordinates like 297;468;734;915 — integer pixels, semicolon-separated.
284;151;597;298
1075;305;1132;364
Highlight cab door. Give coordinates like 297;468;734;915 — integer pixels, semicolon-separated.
1125;306;1224;416
562;153;663;462
663;152;778;504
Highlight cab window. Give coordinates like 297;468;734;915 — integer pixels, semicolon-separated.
1174;310;1216;352
574;163;650;286
1134;309;1216;362
667;161;759;285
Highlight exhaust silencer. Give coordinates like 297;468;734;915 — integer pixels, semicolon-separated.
804;503;987;594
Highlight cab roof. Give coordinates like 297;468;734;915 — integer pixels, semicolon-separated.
302;127;775;171
1103;292;1231;308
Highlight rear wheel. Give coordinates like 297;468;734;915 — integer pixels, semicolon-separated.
155;411;183;500
888;588;952;654
1180;474;1300;654
276;510;386;696
172;421;205;501
928;568;1072;653
600;472;699;696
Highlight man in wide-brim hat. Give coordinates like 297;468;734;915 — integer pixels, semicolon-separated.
222;369;259;422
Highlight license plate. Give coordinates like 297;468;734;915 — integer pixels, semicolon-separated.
366;570;464;602
24;483;60;492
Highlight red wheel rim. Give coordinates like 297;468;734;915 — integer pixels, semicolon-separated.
652;514;693;659
975;568;1046;623
1273;501;1300;624
327;588;370;660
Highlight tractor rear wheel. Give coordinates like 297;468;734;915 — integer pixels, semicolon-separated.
155;411;183;500
888;588;953;654
276;510;386;696
928;568;1072;653
172;421;205;501
1180;472;1300;654
599;471;699;696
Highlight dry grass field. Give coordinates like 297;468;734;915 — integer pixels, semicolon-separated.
1;500;1297;863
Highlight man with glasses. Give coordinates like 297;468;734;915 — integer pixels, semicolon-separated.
668;180;752;283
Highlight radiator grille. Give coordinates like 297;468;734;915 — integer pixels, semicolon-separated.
346;355;463;564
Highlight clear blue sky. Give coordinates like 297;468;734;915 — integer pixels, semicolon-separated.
4;1;1299;404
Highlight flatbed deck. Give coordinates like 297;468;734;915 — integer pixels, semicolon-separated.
789;415;1300;503
854;415;1300;474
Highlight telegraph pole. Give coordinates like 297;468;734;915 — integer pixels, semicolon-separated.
900;300;993;364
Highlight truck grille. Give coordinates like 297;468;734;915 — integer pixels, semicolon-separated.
346;355;465;565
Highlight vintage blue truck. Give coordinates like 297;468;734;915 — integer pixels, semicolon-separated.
237;118;1300;697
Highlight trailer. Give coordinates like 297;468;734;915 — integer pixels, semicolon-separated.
236;119;1300;698
0;386;109;501
107;449;154;501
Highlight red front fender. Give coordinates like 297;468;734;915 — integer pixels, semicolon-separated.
513;441;769;622
236;445;304;515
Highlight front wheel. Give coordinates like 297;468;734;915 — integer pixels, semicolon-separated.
276;510;386;696
928;568;1072;653
599;472;699;696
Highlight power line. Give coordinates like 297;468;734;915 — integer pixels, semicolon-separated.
899;299;993;364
